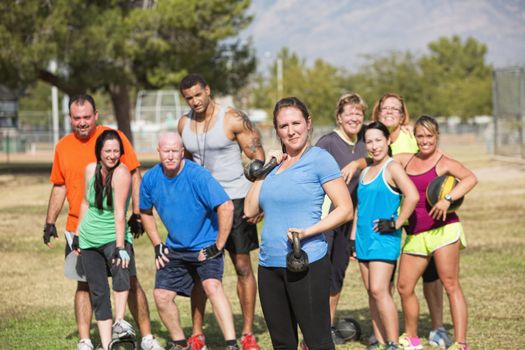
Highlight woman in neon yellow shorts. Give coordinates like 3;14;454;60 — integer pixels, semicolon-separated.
395;116;478;350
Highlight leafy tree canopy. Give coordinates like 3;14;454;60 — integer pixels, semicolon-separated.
0;0;255;141
249;35;492;124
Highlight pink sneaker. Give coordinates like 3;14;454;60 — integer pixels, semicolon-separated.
399;333;423;350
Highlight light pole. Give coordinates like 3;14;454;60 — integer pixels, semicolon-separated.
276;57;283;100
264;52;284;101
49;61;60;147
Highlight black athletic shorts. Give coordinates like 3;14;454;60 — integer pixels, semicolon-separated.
223;198;259;254
326;221;353;294
422;256;439;283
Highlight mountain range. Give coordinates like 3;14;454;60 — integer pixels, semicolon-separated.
241;0;525;71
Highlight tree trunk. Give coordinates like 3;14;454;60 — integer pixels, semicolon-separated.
108;83;133;145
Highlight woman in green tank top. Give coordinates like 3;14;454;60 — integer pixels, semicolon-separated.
74;130;135;350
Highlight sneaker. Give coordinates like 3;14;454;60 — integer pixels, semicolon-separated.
167;342;192;350
369;334;378;346
429;327;453;348
112;319;136;339
447;343;469;350
385;342;400;350
77;340;94;350
241;333;261;350
142;335;165;350
187;334;207;350
399;333;423;350
367;341;385;350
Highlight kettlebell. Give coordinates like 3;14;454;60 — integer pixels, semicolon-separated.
243;157;278;182
286;231;309;273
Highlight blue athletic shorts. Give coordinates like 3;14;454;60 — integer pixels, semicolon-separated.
155;249;224;297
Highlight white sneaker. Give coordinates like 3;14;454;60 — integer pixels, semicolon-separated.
112;319;136;339
141;336;165;350
77;339;94;350
428;326;453;348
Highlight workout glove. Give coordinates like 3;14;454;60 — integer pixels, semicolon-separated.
128;213;144;238
71;235;80;251
154;243;169;260
112;247;130;263
347;239;356;258
202;243;222;260
376;218;397;233
43;223;58;245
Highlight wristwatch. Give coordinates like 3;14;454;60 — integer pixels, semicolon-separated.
444;194;453;202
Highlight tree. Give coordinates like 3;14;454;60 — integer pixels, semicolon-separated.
347;51;426;119
419;35;492;118
346;36;492;120
250;48;346;125
0;0;255;142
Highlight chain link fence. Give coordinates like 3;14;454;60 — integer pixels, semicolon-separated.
492;67;525;159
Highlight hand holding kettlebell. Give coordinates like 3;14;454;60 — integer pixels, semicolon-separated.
244;157;278;182
286;230;309;273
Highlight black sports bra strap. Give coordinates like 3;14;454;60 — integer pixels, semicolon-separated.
404;154;416;170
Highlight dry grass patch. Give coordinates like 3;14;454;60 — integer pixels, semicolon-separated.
0;142;524;349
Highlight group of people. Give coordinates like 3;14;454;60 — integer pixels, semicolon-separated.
42;73;477;350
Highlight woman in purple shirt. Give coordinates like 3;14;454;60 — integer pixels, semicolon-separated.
395;116;478;350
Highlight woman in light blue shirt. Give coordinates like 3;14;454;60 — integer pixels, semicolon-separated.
244;97;353;350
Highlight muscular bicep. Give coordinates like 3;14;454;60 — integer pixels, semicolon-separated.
228;109;265;161
177;116;194;159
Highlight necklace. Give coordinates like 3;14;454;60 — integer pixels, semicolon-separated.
194;102;215;166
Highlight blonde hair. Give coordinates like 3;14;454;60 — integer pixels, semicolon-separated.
336;93;367;119
414;115;439;136
371;92;410;126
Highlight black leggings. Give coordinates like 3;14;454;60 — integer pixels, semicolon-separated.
81;241;133;320
258;254;334;350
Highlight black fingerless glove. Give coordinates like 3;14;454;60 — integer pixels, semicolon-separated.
128;213;144;238
43;223;58;245
154;243;169;259
202;243;222;260
347;239;356;257
377;218;397;233
71;235;80;251
112;247;130;263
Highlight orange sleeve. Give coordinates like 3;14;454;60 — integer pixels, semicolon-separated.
49;144;65;184
118;130;141;171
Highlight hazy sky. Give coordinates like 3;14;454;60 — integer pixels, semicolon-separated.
240;0;525;72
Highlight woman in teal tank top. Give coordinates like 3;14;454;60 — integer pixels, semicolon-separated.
350;122;419;350
75;130;135;350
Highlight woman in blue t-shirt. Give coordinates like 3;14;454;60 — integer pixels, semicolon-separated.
244;97;354;350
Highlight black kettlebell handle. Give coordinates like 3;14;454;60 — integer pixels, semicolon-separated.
253;157;277;178
245;157;277;181
291;231;301;258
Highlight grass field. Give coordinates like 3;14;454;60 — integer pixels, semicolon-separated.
0;139;524;349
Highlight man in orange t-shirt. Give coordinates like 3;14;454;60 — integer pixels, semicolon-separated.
43;94;164;350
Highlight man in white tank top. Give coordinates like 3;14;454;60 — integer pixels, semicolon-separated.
177;74;265;350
